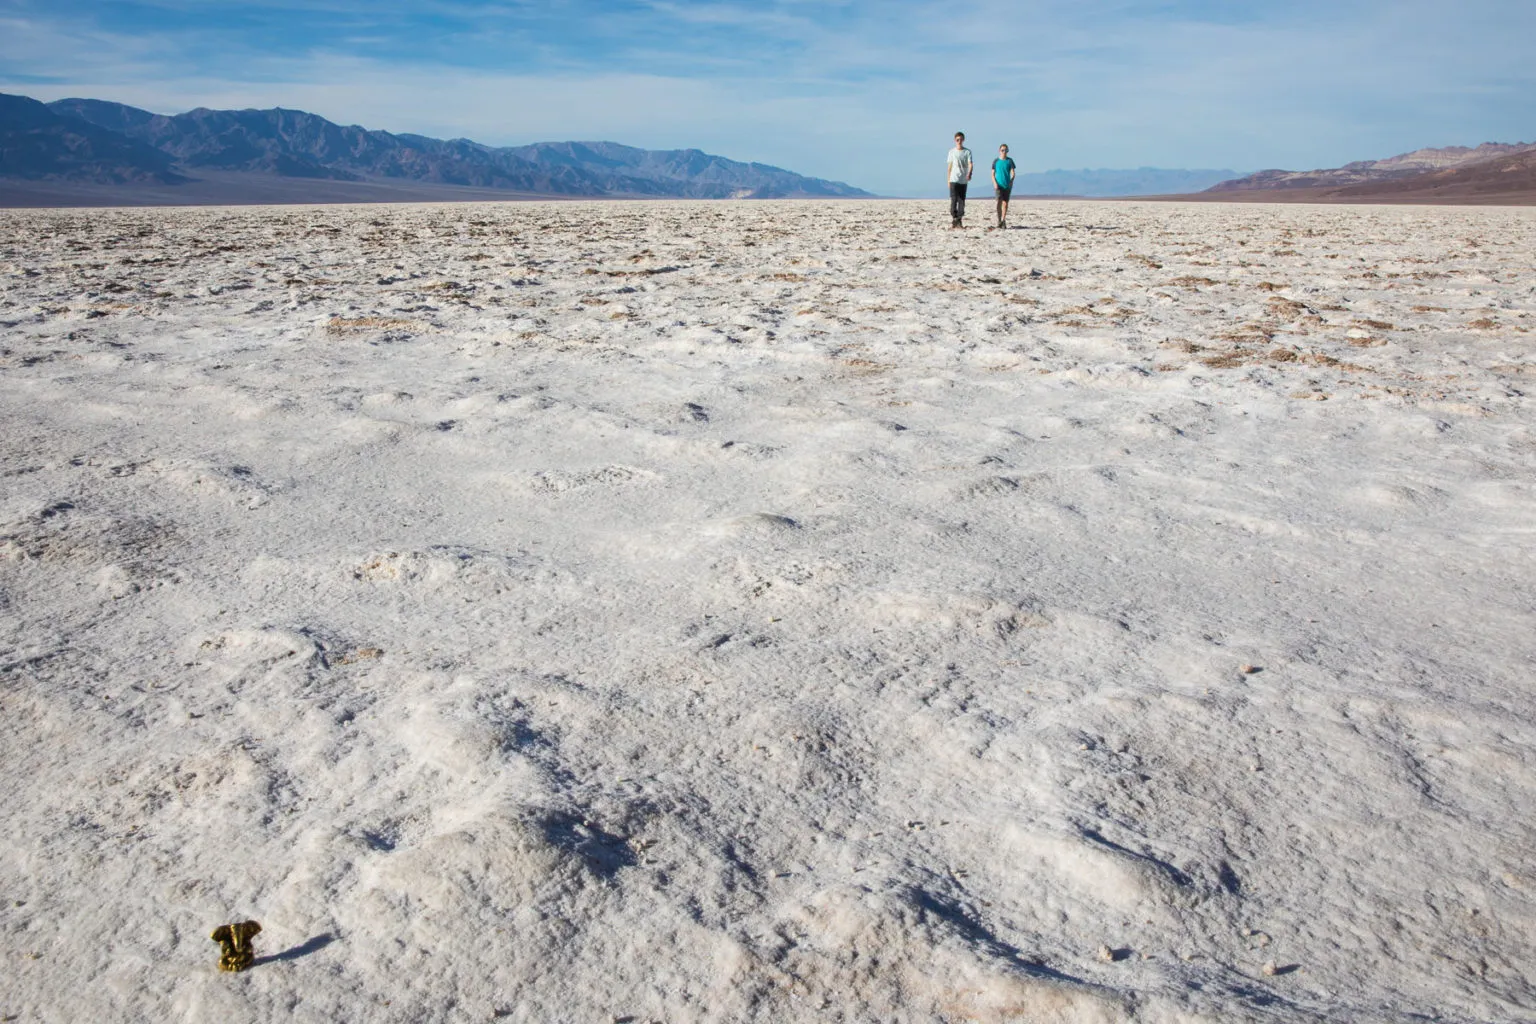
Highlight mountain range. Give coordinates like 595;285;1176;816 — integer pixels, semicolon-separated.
0;92;873;204
1199;142;1536;204
1010;167;1242;197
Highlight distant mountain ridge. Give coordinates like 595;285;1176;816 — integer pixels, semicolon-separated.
1208;142;1535;192
1010;167;1242;197
0;92;873;200
0;94;184;185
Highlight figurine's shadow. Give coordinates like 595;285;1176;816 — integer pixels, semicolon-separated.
254;933;335;967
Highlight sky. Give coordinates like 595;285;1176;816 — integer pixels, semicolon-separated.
1;0;1533;197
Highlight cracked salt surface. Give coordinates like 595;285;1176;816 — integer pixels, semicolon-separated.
2;199;1535;1022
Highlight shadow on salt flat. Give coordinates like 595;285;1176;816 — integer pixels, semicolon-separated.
537;810;637;877
252;933;335;967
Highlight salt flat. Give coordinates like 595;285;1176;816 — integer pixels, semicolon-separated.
2;199;1534;1023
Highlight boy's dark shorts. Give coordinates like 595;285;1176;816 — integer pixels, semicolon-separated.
995;186;1012;200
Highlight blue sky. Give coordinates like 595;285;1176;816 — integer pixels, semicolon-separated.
2;0;1532;196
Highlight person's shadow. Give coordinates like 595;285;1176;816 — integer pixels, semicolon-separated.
253;934;335;967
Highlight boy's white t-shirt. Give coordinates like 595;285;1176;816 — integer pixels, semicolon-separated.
947;147;973;183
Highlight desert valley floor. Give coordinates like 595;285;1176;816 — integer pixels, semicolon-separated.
2;199;1534;1023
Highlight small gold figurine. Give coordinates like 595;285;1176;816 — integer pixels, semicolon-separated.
210;920;262;972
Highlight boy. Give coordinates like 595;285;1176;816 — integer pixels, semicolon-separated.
992;143;1016;229
946;132;973;228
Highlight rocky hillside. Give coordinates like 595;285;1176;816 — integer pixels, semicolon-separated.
1208;141;1534;192
1324;145;1536;202
0;94;184;184
1367;142;1532;173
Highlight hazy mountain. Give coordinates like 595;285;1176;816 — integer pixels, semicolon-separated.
1009;167;1242;197
0;93;183;184
4;94;872;200
1207;142;1535;192
502;141;871;198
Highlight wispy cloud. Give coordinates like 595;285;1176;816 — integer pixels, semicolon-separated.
2;0;1532;195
